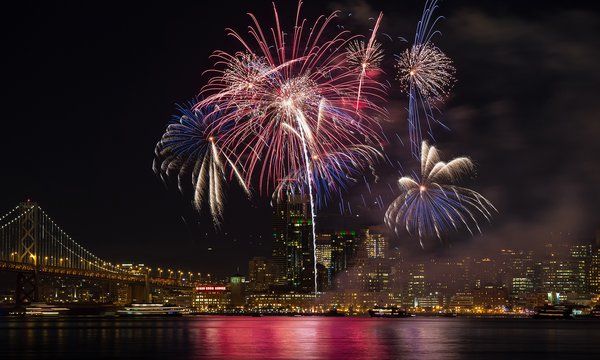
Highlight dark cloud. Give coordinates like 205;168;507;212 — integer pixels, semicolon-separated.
332;1;600;254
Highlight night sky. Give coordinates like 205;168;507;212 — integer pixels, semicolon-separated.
2;1;599;277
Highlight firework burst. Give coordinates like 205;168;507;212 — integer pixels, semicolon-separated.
153;103;249;227
396;0;455;158
346;39;384;73
346;12;384;111
396;43;454;100
199;2;387;194
198;1;387;293
385;141;495;247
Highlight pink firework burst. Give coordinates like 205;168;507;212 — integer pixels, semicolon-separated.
198;1;387;195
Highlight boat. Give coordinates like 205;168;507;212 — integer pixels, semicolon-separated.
438;311;458;317
368;306;411;318
323;308;345;317
25;302;70;316
532;304;573;319
117;303;190;317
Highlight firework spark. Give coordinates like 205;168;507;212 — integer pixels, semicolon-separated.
385;141;495;247
153;103;249;227
396;0;455;158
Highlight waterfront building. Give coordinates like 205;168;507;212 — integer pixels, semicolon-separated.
472;285;508;308
449;292;474;310
193;284;230;311
246;292;316;312
416;292;442;308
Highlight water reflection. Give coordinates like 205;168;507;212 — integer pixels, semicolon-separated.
1;317;599;359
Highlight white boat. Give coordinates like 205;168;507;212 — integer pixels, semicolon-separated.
117;303;189;316
25;302;70;316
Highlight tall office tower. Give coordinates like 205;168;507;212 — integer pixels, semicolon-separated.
272;196;290;287
366;261;391;292
363;228;387;259
271;193;314;292
570;244;592;293
315;233;332;269
406;263;426;307
315;233;333;292
590;248;600;294
330;230;361;273
541;256;587;295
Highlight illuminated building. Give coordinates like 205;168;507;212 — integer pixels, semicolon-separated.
161;289;194;308
248;257;274;293
449;292;474;310
570;244;591;293
405;263;425;307
416;292;442;308
193;284;229;311
590;248;600;294
363;229;386;259
315;233;332;269
366;262;390;292
511;277;534;295
472;285;508;308
246;292;316;311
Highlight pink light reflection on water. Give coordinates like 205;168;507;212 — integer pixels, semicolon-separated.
187;316;458;359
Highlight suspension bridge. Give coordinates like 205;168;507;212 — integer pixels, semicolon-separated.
0;201;188;306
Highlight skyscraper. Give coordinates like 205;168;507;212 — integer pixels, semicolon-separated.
315;233;332;269
363;229;387;259
271;193;314;292
590;247;600;294
330;230;360;273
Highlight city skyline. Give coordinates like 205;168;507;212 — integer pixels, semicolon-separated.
2;198;598;314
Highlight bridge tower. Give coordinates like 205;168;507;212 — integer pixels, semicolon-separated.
15;201;40;306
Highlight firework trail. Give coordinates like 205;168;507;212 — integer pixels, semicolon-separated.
385;141;496;248
346;12;384;111
153;103;249;227
199;1;386;293
396;0;455;159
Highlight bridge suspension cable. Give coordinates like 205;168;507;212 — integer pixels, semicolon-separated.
0;202;127;274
